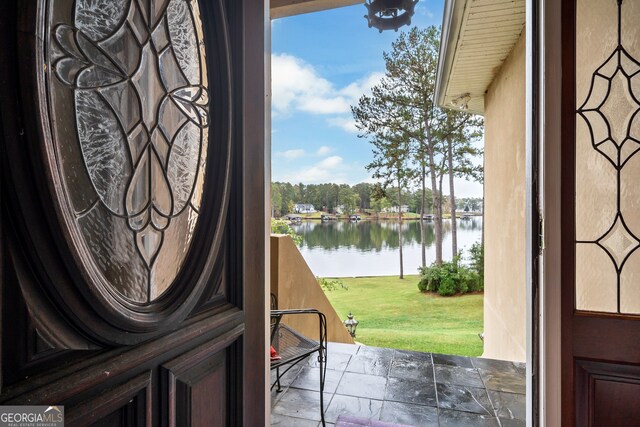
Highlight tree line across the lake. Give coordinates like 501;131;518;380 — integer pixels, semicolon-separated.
271;181;482;218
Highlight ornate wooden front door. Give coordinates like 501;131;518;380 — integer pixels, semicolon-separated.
0;0;266;424
562;0;640;424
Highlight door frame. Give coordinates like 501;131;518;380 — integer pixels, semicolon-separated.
262;1;553;425
241;0;271;425
526;0;541;425
538;0;564;425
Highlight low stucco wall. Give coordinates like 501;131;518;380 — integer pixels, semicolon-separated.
483;33;526;362
270;235;354;344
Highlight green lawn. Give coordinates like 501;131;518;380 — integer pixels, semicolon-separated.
324;275;484;357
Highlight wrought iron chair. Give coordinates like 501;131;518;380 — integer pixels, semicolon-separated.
270;293;328;426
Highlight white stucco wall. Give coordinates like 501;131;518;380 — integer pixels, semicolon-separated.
483;33;527;362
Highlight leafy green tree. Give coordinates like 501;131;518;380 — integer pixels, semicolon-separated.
338;185;360;215
271;183;282;217
353;182;373;209
287;200;295;215
275;182;296;214
408;187;433;214
370;187;392;214
296;182;306;203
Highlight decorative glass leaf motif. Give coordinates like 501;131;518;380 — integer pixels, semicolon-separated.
51;0;209;302
75;0;129;41
75;90;131;215
168;122;201;213
167;0;201;85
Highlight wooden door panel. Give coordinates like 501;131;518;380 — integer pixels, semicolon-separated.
0;0;266;423
571;316;640;364
575;361;640;427
162;330;242;427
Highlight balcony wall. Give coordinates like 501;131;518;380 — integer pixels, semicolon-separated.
270;234;354;344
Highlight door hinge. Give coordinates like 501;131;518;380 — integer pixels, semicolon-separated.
538;215;544;255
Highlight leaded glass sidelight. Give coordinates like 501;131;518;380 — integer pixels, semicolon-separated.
47;0;210;303
576;0;640;314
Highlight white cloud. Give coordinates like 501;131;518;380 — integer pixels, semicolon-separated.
275;156;352;184
327;117;358;134
271;53;383;120
339;72;384;100
272;53;337;116
276;149;306;160
316;146;332;156
299;96;350;114
318;156;343;168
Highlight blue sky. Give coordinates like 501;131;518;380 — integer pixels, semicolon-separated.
271;2;483;198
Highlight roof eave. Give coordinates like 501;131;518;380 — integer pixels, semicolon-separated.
434;0;467;110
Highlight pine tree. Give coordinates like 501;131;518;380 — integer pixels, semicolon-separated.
353;26;483;267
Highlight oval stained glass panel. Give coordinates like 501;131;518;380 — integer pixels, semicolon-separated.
46;0;210;303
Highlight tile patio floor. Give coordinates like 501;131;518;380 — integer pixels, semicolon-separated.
271;343;526;427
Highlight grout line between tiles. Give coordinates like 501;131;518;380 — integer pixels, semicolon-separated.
476;361;501;427
430;352;442;427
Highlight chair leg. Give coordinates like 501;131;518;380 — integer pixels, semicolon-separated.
319;351;326;427
276;366;283;392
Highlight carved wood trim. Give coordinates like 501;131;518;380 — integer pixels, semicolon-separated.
0;308;242;403
66;371;153;427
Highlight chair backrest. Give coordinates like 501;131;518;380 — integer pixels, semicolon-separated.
271;293;277;310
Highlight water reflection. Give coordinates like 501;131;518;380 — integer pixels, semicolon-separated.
291;217;483;277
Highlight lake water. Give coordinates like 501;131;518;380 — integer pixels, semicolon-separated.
291;217;483;277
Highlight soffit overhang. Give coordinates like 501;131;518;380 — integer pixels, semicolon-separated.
271;0;364;19
435;0;525;115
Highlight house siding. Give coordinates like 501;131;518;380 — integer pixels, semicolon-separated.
483;32;526;362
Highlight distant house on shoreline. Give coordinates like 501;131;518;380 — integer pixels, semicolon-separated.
383;205;410;213
293;203;316;214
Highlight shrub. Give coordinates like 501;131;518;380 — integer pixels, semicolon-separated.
417;249;482;296
271;218;302;245
317;277;349;291
460;267;480;292
417;272;429;292
468;242;484;290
